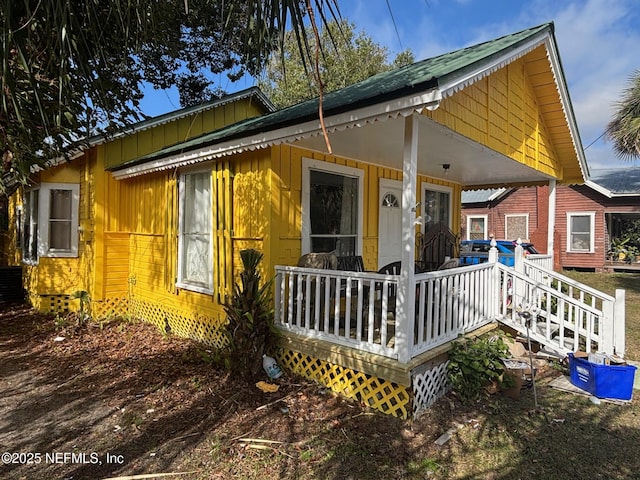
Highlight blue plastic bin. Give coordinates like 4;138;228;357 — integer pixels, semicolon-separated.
568;353;637;400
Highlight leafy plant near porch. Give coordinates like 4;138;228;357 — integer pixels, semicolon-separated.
446;332;512;401
71;290;92;326
222;249;280;377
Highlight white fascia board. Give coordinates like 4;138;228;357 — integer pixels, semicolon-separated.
541;36;590;182
585;180;640;198
585;180;614;198
439;34;547;98
488;188;510;201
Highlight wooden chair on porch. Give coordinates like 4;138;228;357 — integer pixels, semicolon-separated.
336;255;365;272
375;261;425;318
337;255;370;320
294;253;337;327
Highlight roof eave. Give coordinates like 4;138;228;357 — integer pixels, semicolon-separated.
110;87;443;179
47;87;275;168
112;23;588;185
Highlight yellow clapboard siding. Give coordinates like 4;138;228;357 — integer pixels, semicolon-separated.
269;145;461;271
103;96;266;169
423;50;571;179
13;94;270;317
34;258;88;293
104;232;130;297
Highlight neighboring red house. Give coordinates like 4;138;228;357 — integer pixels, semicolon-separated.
462;168;640;272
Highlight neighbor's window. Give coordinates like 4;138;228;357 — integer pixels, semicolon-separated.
21;183;80;263
177;170;213;294
467;215;487;240
567;212;595;253
302;158;363;256
505;214;528;241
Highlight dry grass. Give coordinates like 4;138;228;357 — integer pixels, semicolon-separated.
562;271;640;360
184;271;640;480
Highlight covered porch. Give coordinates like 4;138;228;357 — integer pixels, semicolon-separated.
109;24;605;417
273;248;626;416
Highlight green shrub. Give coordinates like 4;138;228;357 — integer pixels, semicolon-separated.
222;249;280;377
446;332;511;401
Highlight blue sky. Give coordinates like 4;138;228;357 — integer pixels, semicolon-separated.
139;0;640;171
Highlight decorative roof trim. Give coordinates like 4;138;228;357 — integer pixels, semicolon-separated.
541;36;590;183
111;89;443;179
111;23;588;185
48;87;274;167
438;30;589;184
439;35;546;98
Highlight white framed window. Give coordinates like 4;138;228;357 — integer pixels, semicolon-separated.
467;215;488;240
22;188;39;263
301;158;364;256
177;169;213;294
567;212;595;253
21;183;80;263
505;213;529;241
421;182;452;232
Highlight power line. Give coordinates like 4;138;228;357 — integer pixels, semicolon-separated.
584;130;606;151
385;0;404;52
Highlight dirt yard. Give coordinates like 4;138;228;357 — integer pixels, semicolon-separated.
0;304;443;480
2;302;640;480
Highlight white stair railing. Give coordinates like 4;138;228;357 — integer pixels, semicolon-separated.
497;244;626;357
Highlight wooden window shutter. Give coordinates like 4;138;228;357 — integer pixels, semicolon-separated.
213;161;233;302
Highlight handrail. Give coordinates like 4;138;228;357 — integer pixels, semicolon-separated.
497;258;624;356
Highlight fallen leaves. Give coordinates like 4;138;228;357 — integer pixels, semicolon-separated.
255;381;279;393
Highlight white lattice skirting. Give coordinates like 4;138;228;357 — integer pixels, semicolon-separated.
412;359;450;417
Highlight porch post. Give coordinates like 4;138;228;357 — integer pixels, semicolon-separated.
488;240;499;318
614;288;626;357
547;179;556;259
396;113;419;364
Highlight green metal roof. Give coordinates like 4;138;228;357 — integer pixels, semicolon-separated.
111;22;554;172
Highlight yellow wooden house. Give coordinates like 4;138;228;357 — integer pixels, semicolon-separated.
8;23;626;418
4;87;274;315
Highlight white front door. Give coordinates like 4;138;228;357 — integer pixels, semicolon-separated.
378;179;403;269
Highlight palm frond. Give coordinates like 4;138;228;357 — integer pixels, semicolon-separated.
606;70;640;160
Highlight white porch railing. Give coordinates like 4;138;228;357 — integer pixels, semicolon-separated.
274;263;496;361
497;257;626;357
274;251;626;362
525;253;553;270
412;264;495;357
274;266;399;358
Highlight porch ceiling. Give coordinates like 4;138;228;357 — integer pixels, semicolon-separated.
293;113;549;188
